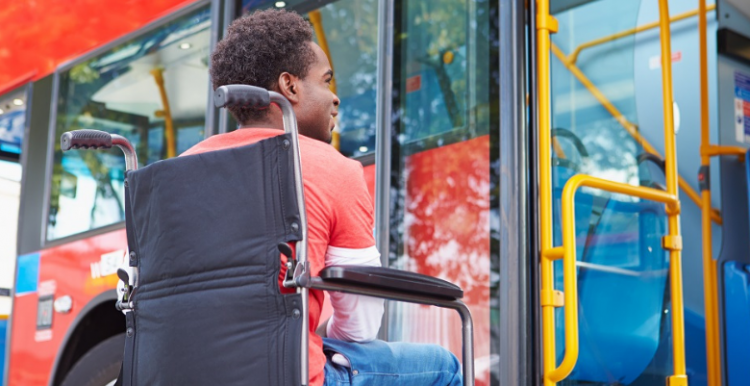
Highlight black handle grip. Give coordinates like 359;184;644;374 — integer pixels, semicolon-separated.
214;85;271;109
61;130;113;151
637;153;666;173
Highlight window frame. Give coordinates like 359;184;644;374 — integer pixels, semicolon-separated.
41;0;217;248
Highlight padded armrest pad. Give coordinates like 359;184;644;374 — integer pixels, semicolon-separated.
319;265;463;300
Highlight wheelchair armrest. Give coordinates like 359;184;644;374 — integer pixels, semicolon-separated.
318;265;463;300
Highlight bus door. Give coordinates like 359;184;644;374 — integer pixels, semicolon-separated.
537;0;689;384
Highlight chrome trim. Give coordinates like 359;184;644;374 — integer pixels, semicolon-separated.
527;0;543;380
216;0;236;135
498;0;532;385
112;134;138;172
374;0;393;273
40;72;60;246
42;0;212;247
373;0;394;341
204;0;223;139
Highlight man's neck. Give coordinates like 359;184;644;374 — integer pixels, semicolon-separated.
239;109;284;130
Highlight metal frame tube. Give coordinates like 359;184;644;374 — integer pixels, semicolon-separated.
269;91;310;386
307;278;474;386
111;134;139;172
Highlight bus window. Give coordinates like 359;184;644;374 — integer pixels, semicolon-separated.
46;6;212;241
240;0;378;159
389;0;496;384
0;89;27;161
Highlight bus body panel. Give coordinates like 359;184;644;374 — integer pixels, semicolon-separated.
8;230;126;386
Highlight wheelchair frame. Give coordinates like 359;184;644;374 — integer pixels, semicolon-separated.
60;85;475;386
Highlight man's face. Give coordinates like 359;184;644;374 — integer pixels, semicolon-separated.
294;42;340;144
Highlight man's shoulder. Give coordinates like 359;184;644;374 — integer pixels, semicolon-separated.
299;136;363;177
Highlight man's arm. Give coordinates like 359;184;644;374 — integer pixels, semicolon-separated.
324;246;384;342
323;160;384;342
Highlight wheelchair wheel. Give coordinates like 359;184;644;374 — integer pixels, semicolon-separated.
60;333;124;386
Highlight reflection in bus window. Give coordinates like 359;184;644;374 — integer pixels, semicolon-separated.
47;6;211;241
0;90;27;161
390;0;496;385
551;1;643;187
241;0;378;158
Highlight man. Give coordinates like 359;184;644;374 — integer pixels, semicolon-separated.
186;9;462;386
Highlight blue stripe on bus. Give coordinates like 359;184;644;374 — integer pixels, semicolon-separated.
15;253;40;295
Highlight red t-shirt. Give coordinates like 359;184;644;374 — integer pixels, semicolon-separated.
182;128;376;386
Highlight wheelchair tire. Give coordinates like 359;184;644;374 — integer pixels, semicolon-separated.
60;333;124;386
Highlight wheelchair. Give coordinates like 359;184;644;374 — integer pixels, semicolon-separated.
61;85;475;386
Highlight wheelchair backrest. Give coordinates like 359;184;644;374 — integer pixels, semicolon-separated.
121;134;304;386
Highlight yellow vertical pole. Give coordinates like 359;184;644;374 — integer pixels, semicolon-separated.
698;0;723;383
657;0;688;384
536;0;559;384
151;68;176;159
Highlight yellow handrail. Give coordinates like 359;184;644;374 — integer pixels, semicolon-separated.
536;0;559;382
656;0;688;382
550;44;723;225
568;4;716;65
552;175;681;382
697;1;746;384
540;0;688;384
0;314;8;320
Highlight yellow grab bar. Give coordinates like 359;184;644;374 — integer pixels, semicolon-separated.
546;175;680;383
550;43;722;225
536;0;558;381
568;4;716;65
539;0;688;384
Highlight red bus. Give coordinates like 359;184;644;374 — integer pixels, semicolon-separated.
5;0;750;385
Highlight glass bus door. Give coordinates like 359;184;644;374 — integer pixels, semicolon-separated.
538;0;689;385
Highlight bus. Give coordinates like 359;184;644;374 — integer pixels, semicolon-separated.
3;0;750;385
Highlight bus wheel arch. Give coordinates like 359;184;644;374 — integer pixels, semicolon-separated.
50;290;124;386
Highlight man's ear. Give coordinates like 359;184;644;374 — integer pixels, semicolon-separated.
277;72;300;104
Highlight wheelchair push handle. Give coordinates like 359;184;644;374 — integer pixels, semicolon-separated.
60;129;139;171
61;129;113;151
214;85;271;110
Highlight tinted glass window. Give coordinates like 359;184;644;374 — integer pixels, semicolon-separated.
47;6;211;240
389;0;497;383
0;89;27;161
240;0;378;158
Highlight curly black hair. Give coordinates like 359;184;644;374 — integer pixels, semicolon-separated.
210;9;316;123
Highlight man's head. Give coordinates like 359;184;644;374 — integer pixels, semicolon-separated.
211;9;339;143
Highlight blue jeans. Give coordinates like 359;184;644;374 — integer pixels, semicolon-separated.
322;338;462;386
